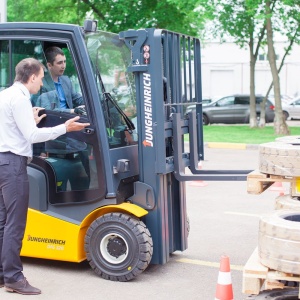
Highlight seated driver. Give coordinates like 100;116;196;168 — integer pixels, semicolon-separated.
36;46;85;115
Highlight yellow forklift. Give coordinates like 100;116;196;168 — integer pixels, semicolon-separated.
0;20;248;281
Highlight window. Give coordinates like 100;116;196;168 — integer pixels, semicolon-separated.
294;100;300;106
259;53;279;61
235;97;249;105
256;97;263;104
0;40;44;90
0;38;102;199
217;96;234;106
44;140;97;192
85;32;138;148
32;44;84;110
0;40;9;90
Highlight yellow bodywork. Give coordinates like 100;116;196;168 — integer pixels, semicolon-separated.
21;203;148;262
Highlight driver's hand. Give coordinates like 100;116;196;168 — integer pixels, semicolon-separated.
74;105;87;116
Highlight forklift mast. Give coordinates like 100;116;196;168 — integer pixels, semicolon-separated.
118;29;203;264
119;29;250;264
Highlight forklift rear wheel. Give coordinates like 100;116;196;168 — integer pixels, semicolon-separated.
245;288;299;299
85;212;153;282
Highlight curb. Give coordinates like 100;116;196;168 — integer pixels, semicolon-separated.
184;141;259;150
205;142;259;150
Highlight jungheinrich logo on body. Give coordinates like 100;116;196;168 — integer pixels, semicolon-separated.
27;235;66;245
143;73;153;147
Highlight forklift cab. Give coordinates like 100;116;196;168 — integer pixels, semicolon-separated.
0;25;139;207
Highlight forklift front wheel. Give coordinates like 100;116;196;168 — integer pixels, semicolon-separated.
84;212;153;281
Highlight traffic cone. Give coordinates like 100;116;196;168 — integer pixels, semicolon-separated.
215;255;233;300
269;182;285;196
188;181;208;187
188;161;208;187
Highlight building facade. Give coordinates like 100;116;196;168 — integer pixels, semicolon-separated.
200;39;300;100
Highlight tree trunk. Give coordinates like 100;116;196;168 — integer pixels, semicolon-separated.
249;18;266;128
265;0;290;135
259;26;299;127
249;37;257;128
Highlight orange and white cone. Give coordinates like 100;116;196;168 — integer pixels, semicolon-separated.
215;255;233;300
269;182;285;196
188;161;208;187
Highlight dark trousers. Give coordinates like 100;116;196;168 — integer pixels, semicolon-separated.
0;152;28;283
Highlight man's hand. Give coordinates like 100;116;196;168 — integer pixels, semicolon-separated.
65;116;90;132
32;107;46;124
74;105;87;116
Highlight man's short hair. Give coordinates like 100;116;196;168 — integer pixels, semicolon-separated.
14;58;44;84
45;46;65;64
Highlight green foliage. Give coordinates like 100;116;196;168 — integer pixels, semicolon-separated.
196;0;266;47
7;0;204;36
280;0;300;43
7;0;85;25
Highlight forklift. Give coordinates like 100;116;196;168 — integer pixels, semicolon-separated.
0;20;248;281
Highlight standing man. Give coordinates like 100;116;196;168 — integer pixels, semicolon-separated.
36;46;85;115
0;58;90;295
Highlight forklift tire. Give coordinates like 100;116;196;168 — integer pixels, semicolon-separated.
275;194;300;210
259;142;300;176
258;210;300;275
245;288;299;299
84;212;153;282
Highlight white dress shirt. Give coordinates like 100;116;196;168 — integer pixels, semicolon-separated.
0;82;66;158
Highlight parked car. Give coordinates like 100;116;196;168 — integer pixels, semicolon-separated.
185;97;219;114
269;94;293;105
201;94;275;125
202;98;213;105
282;97;300;120
185;98;212;114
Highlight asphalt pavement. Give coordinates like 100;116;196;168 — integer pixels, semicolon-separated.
0;145;290;300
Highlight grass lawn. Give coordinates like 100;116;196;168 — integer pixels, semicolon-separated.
191;125;300;144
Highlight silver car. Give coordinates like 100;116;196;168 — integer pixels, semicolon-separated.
282;97;300;120
201;94;275;125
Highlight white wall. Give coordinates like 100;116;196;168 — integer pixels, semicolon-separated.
201;40;300;99
0;0;7;23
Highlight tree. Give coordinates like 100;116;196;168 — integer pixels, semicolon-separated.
197;0;267;128
265;0;289;134
197;0;300;134
260;0;300;134
259;27;299;128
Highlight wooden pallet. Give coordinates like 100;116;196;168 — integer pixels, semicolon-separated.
247;170;292;194
243;248;300;297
